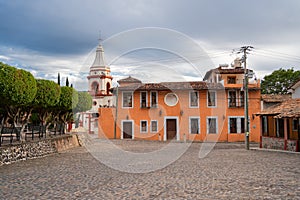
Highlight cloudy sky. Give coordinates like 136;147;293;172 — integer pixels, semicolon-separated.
1;0;300;90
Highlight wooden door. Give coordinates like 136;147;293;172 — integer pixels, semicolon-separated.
123;121;133;139
167;119;177;140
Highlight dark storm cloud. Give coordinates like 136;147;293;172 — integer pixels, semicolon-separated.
0;0;299;90
1;0;300;55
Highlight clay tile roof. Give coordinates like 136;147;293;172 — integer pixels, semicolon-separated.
256;98;300;118
261;94;292;103
117;76;142;83
119;81;224;91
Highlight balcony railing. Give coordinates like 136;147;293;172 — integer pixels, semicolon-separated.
228;98;244;108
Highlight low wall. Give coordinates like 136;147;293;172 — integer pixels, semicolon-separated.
262;136;297;152
0;134;80;165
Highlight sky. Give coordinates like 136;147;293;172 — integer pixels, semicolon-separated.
0;0;300;90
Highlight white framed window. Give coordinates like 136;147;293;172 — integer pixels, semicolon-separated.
140;120;148;133
122;91;133;108
189;117;200;134
228;90;237;108
150;91;158;108
228;117;245;134
207;91;216;107
150;120;158;133
189;91;199;108
140;91;148;108
164;93;178;106
207;117;218;134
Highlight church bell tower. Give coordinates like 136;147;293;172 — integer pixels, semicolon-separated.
87;42;113;110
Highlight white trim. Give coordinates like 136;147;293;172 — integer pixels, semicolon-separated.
121;120;134;139
207;90;217;108
150;120;158;133
228;116;245;134
122;91;134;108
150;91;158;108
140;91;148;108
228;90;237;108
206;116;218;134
164;93;179;107
189;116;200;134
164;116;179;141
140;120;148;133
189;91;199;108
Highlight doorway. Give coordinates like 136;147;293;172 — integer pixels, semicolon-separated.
122;121;133;139
165;118;178;141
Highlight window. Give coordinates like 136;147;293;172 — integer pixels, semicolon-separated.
190;91;199;108
228;76;236;84
140;121;148;133
140;91;147;108
207;117;217;134
292;118;298;131
229;118;237;133
276;119;284;138
91;82;99;95
150;120;158;133
207;91;216;107
190;117;200;134
228;91;237;107
122;92;133;108
262;116;268;135
228;117;245;133
150;91;158;108
239;91;244;107
164;93;178;106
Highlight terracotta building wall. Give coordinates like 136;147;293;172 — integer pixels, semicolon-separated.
98;87;261;142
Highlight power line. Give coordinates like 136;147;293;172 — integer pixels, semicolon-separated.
255;48;300;61
109;50;232;66
252;49;300;63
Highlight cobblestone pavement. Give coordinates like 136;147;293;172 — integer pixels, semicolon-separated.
0;140;299;199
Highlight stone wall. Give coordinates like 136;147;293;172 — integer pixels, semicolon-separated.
262;137;285;150
287;140;297;152
0;134;80;165
262;136;298;152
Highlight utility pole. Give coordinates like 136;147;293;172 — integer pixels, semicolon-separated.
236;46;253;150
113;86;119;139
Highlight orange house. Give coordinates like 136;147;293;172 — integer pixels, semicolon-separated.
98;63;261;142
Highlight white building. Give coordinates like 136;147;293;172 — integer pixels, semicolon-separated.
289;79;300;99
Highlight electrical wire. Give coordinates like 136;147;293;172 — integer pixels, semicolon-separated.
110;50;232;66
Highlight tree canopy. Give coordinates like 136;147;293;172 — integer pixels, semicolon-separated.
261;68;300;94
74;91;93;113
59;86;79;110
0;62;37;106
34;79;61;108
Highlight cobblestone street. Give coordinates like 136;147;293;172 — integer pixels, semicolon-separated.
0;140;299;199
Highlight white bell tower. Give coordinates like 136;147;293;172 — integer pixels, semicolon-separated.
87;42;113;110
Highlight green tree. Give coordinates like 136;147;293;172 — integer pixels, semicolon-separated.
73;91;92;128
0;62;37;128
57;86;78;132
74;92;92;113
66;77;69;87
33;79;61;125
57;73;60;86
59;86;78;110
261;68;300;94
